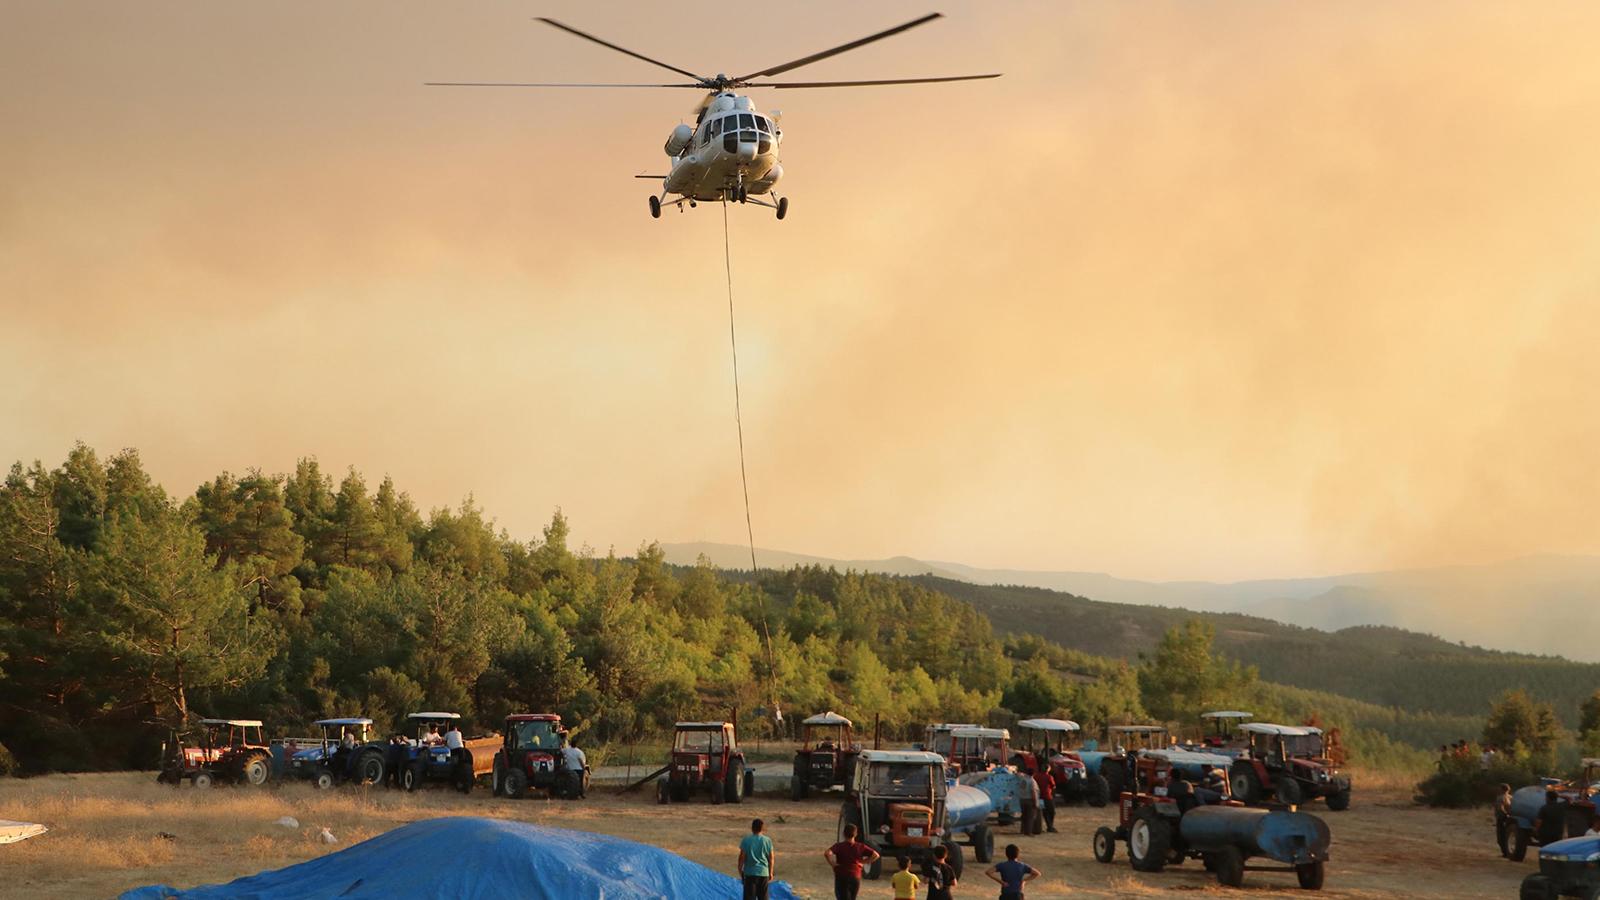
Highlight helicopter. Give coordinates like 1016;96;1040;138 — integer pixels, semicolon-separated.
429;14;999;220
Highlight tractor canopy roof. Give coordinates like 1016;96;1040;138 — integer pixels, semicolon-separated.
674;721;732;731
1240;722;1320;736
1108;725;1167;733
951;726;1009;740
926;722;979;733
801;711;852;727
1201;710;1253;720
506;713;562;723
199;719;263;727
314;718;373;727
860;749;946;766
1583;758;1600;768
407;712;461;721
1017;717;1080;732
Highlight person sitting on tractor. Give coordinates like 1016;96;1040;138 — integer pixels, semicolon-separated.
423;723;443;745
1197;768;1226;805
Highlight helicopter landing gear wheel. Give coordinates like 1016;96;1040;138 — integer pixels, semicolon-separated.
648;196;661;218
776;197;788;220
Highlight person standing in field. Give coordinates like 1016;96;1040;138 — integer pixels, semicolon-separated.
985;844;1040;900
737;818;775;900
890;855;921;900
1032;764;1057;834
1494;783;1514;857
926;844;958;900
823;822;880;900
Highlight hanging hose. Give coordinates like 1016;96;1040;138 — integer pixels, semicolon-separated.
721;200;782;726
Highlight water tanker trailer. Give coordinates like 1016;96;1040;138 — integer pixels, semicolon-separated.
1506;763;1600;862
1093;754;1331;890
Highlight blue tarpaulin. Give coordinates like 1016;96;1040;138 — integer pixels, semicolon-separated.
120;816;799;900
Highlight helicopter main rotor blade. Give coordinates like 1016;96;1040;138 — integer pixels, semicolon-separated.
534;17;707;83
748;73;1002;89
426;81;705;88
732;12;944;82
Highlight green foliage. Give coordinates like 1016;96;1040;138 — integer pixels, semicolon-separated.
1484;689;1563;769
1137;620;1258;722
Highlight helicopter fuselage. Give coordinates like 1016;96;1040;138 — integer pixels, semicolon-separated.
659;93;782;202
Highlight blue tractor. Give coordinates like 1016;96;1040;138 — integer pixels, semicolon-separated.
398;712;477;794
280;718;389;788
1521;835;1600;899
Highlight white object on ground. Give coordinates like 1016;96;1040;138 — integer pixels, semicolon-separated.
0;820;47;844
275;816;300;829
318;828;337;844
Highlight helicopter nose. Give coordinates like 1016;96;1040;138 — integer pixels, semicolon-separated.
736;141;757;162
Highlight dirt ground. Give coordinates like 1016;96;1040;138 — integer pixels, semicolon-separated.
0;771;1528;899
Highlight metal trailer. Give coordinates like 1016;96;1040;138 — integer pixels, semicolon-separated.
1506;760;1600;862
1092;754;1331;890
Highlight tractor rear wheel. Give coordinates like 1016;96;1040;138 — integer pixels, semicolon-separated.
1325;788;1351;811
1276;775;1304;807
1212;848;1245;888
1510;826;1532;862
864;855;882;880
1092;826;1117;863
242;753;271;787
1230;764;1264;805
791;775;805;801
492;757;505;796
1086;773;1110;808
1296;861;1325;890
357;752;385;786
454;763;473;794
971;825;994;863
743;770;754;798
505;769;528;800
727;773;743;804
712;778;725;804
1101;759;1126;799
1128;807;1172;873
192;771;213;789
1581;883;1600;900
656;779;669;804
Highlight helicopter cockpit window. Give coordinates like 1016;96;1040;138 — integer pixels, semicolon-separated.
739;113;755;130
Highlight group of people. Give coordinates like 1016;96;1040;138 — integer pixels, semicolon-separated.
735;819;1044;900
1437;739;1499;772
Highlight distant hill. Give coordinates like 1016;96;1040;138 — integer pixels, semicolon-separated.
659;543;1600;662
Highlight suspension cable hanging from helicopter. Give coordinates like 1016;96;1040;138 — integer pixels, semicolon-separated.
721;201;782;726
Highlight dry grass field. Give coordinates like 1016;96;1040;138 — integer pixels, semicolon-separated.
0;770;1527;899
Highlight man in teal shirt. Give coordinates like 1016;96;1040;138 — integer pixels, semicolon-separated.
737;818;775;900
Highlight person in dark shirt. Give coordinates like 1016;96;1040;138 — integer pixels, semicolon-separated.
926;844;958;900
1535;790;1568;846
823;823;880;900
985;843;1040;900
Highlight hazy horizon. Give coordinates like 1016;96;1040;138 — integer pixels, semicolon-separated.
8;1;1600;582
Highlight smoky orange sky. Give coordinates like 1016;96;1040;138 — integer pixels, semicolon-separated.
4;1;1600;582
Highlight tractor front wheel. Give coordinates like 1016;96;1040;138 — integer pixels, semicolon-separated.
315;769;335;790
1092;826;1117;864
242;753;271;787
1276;775;1304;807
504;768;528;800
402;763;423;793
1230;764;1264;805
712;778;726;804
946;839;965;880
791;775;805;801
1296;860;1326;890
1212;848;1246;888
192;771;213;789
864;855;882;880
656;779;669;804
1326;788;1351;811
1519;874;1555;900
1128;808;1172;873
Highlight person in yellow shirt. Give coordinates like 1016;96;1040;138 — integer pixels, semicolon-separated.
890;856;921;900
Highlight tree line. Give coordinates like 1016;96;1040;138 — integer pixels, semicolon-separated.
0;444;1465;776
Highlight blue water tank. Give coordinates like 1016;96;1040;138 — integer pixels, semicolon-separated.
945;784;992;832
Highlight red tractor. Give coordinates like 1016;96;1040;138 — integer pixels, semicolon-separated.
656;720;754;804
1091;752;1332;890
1013;717;1110;808
1229;723;1352;811
491;713;588;800
157;718;273;788
790;711;861;800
